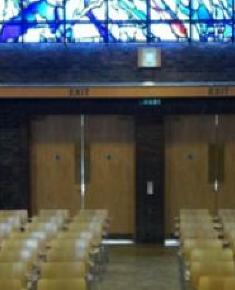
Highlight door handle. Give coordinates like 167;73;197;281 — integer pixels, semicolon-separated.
147;181;154;195
208;143;224;190
74;142;80;185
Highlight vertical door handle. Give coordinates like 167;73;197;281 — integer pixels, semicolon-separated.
208;143;224;192
147;181;154;195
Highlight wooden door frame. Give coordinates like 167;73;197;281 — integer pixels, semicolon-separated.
0;83;235;99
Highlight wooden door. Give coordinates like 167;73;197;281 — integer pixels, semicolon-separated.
217;115;235;209
85;115;135;235
165;115;216;235
31;116;81;215
31;115;135;235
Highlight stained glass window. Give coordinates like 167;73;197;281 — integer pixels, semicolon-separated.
108;0;147;20
66;0;106;21
150;0;190;20
151;22;190;41
22;23;65;42
0;23;22;42
66;23;106;42
191;22;233;41
108;23;147;41
0;0;234;42
0;0;21;22
192;0;232;20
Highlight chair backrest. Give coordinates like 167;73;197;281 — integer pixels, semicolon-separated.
190;248;233;263
198;276;235;290
190;261;235;288
40;262;86;279
37;279;86;290
31;216;64;227
180;222;215;229
0;279;24;290
1;239;39;250
49;239;89;249
0;249;37;268
180;229;219;240
0;222;13;238
46;248;89;262
182;239;223;260
218;209;235;217
0;262;28;286
57;231;93;240
10;231;47;241
180;209;209;214
0;210;28;225
224;277;235;290
25;222;58;232
39;209;69;220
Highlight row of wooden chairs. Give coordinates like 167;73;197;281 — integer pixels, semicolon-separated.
0;208;109;290
0;279;86;290
177;209;235;290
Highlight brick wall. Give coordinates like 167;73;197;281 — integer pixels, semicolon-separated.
0;104;29;209
0;43;234;83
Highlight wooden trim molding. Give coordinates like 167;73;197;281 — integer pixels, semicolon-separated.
0;84;234;98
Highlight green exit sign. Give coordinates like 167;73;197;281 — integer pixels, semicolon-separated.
139;99;161;106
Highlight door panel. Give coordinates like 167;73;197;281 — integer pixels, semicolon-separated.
217;115;235;208
31;115;135;235
85;116;135;235
31;116;81;215
165;115;216;235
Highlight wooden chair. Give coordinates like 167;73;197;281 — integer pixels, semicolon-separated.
24;223;58;239
40;262;86;279
0;262;28;287
190;261;235;288
37;279;86;290
0;249;38;269
225;277;235;290
180;228;219;241
31;217;64;227
190;248;233;264
48;239;89;250
46;247;90;263
39;209;69;221
0;279;26;290
1;239;39;250
182;239;223;261
198;276;235;290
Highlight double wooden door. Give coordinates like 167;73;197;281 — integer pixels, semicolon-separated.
165;115;235;235
31;115;135;235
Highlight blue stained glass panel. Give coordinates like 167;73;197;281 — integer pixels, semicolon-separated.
0;23;23;42
22;22;64;42
191;22;232;41
192;0;232;20
66;23;106;42
66;0;106;21
151;22;189;41
0;0;21;21
150;0;190;20
22;0;64;22
108;23;147;42
108;0;147;20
